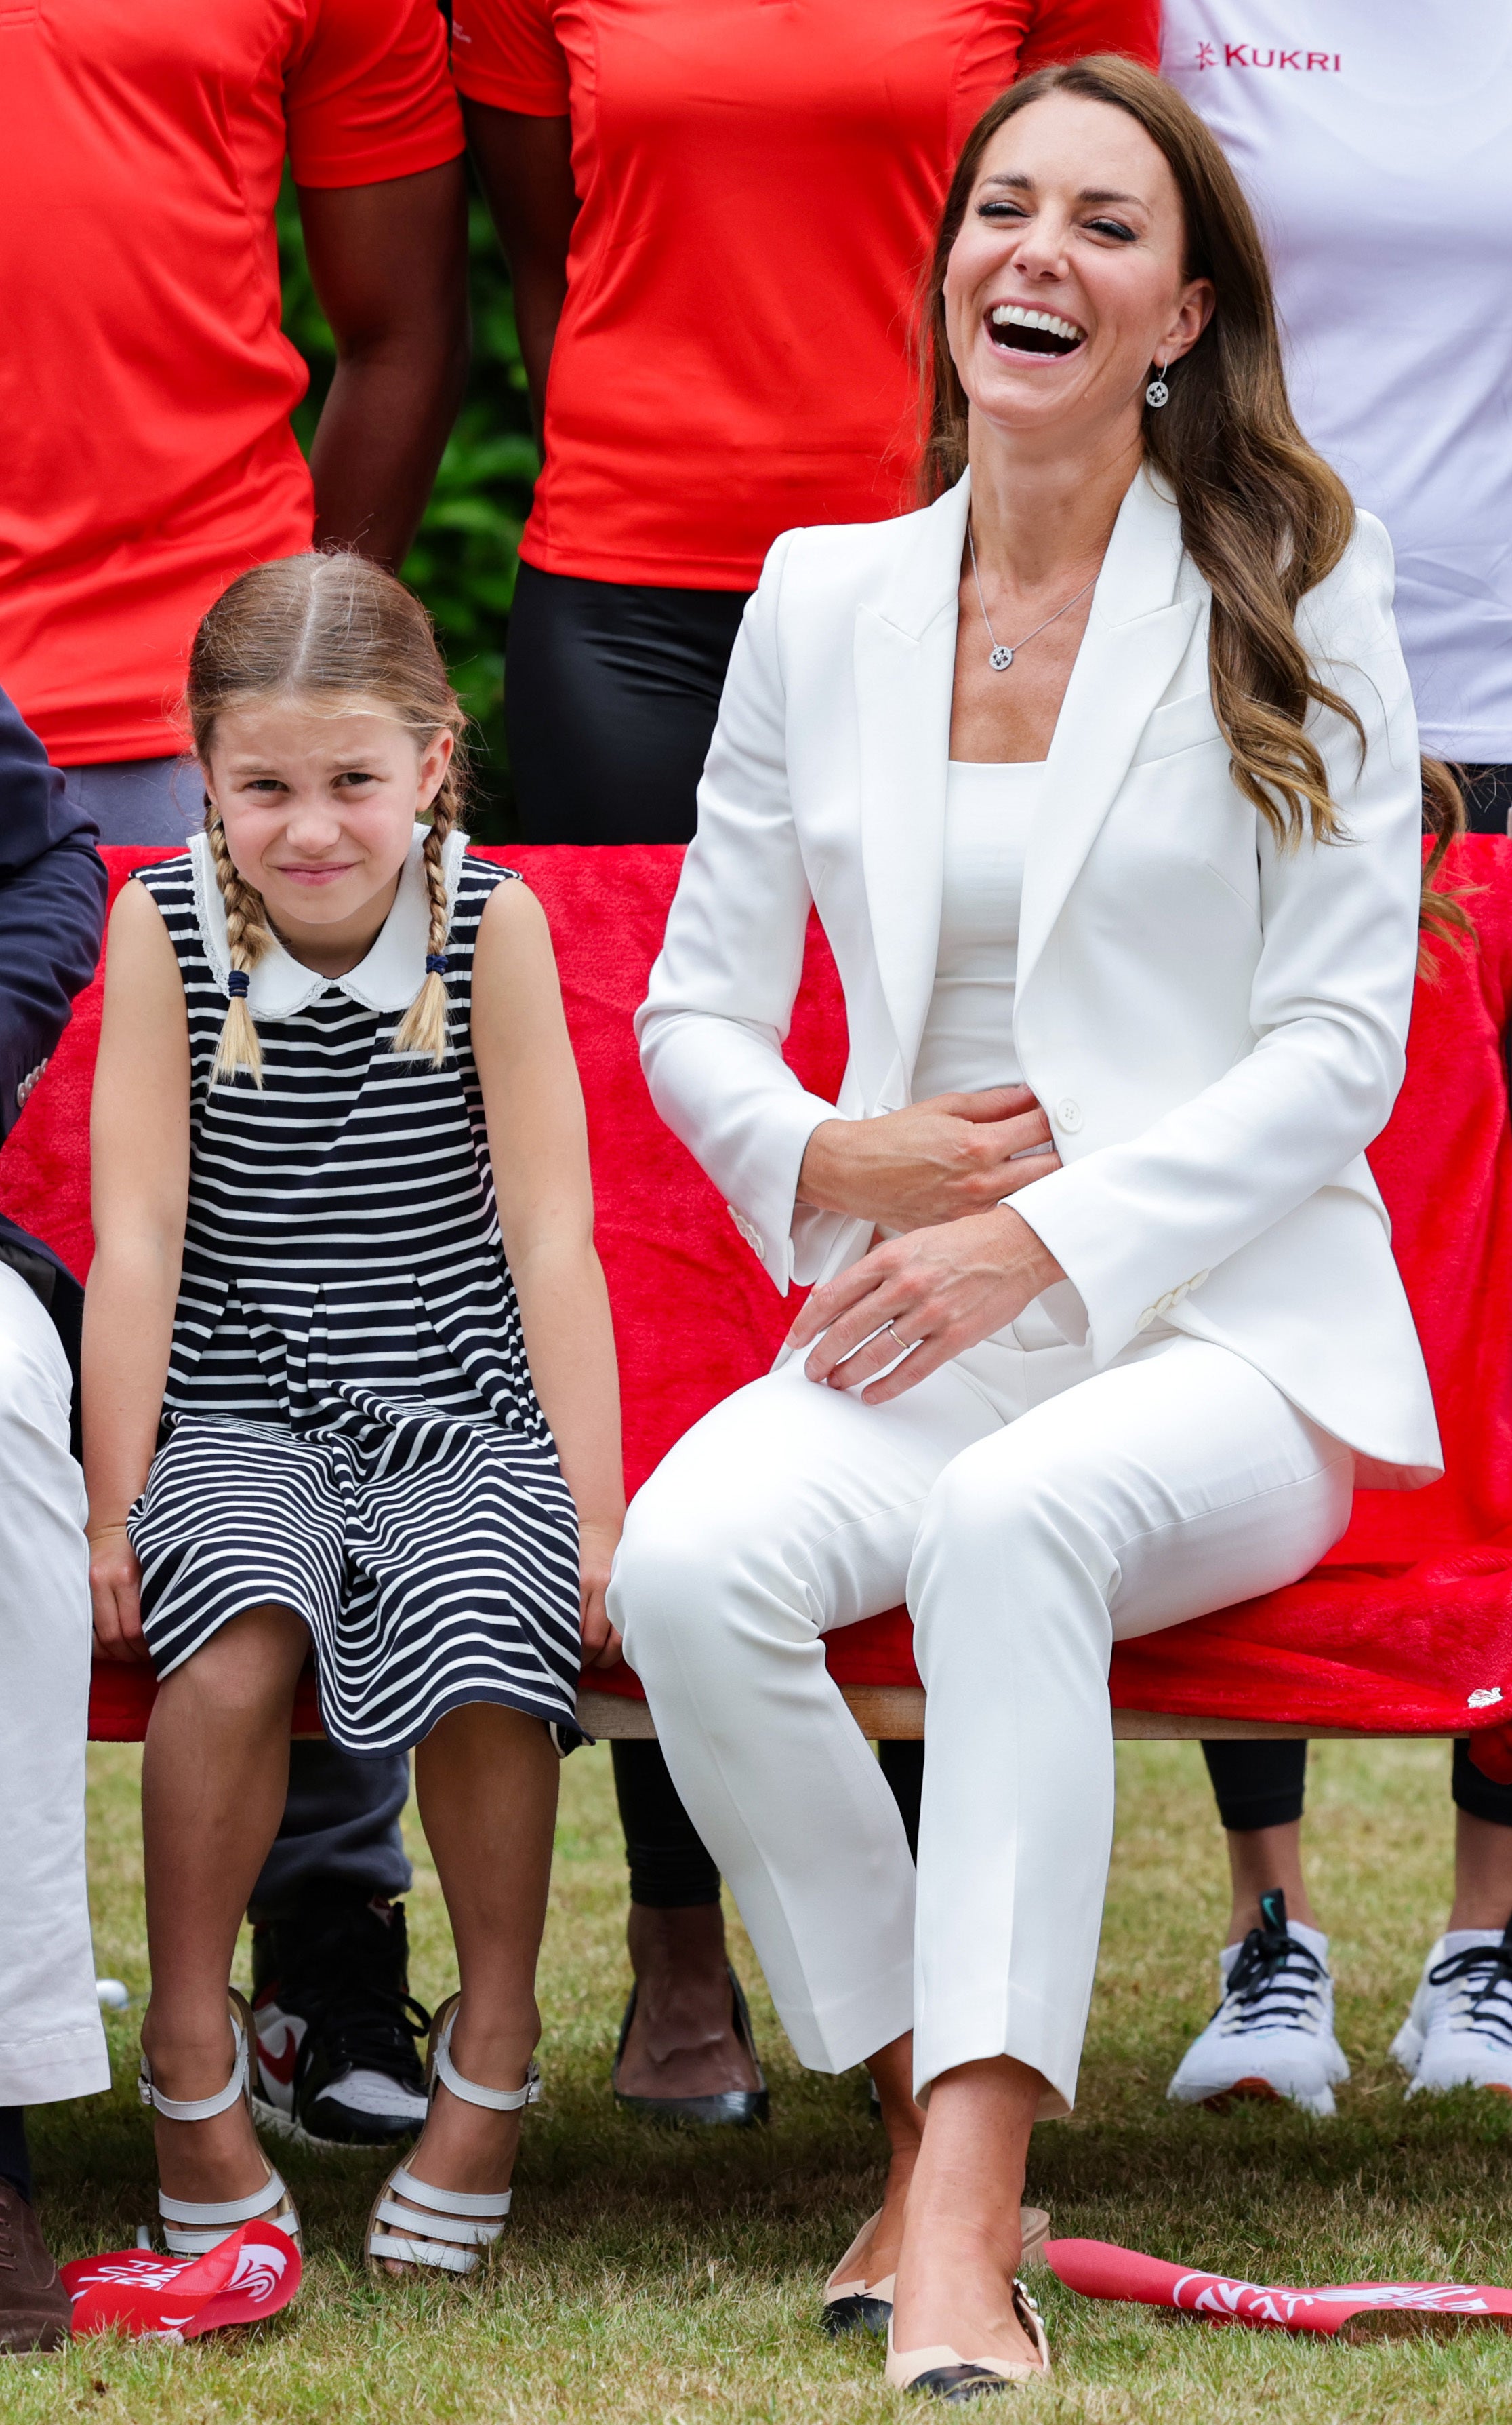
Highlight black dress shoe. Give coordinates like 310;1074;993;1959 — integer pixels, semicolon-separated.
613;1965;770;2126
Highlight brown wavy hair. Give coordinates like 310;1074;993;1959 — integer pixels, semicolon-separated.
186;553;470;1087
920;55;1466;953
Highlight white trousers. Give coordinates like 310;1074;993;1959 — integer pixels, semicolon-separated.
611;1319;1353;2110
0;1262;109;2104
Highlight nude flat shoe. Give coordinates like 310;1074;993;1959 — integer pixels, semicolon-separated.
884;2279;1051;2398
822;2208;894;2337
823;2208;1049;2339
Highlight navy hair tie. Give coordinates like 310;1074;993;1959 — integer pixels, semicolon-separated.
227;969;250;999
426;953;449;977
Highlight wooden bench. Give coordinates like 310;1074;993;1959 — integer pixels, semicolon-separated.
5;841;1512;1769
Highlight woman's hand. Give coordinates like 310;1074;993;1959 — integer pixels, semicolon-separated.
786;1206;1066;1405
796;1085;1059;1233
579;1515;625;1670
88;1523;150;1663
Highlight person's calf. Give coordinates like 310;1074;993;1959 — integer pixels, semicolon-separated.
1222;1819;1320;1942
614;1903;762;2102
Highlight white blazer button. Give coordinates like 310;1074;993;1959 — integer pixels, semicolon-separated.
1056;1098;1082;1133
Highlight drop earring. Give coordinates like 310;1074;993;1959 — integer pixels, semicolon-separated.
1145;361;1170;409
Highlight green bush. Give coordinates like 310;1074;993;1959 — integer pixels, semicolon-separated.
278;173;538;839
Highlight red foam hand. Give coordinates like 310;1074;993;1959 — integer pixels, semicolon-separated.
1045;2239;1512;2337
62;2219;300;2341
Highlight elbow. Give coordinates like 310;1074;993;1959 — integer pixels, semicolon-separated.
1326;1021;1408;1157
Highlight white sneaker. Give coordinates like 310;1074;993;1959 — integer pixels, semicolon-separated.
1393;1923;1512;2096
1168;1891;1349;2118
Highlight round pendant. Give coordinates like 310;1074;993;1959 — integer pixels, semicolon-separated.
989;644;1014;672
1145;376;1169;409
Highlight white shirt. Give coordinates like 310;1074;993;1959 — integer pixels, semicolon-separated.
911;758;1040;1101
1162;1;1512;759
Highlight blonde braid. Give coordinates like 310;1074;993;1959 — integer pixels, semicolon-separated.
207;807;276;1088
390;772;459;1066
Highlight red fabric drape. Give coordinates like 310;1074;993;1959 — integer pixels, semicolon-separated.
4;839;1509;1749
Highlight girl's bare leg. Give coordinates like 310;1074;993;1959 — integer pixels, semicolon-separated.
140;1603;310;2204
889;2056;1044;2365
379;1703;558;2259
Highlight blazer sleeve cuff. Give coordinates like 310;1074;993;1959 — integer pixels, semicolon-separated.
723;1091;843;1295
1010;1165;1210;1365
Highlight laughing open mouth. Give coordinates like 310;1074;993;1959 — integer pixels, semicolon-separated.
987;303;1086;357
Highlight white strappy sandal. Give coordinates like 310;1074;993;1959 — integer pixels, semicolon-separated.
138;1990;302;2258
366;1993;541;2279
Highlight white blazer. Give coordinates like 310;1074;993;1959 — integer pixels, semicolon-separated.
637;466;1442;1489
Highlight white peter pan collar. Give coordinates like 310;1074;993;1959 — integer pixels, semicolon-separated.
190;825;468;1018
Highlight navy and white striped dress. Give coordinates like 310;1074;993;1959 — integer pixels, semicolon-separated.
127;829;582;1756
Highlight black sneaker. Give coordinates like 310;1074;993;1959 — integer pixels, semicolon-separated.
249;1893;432;2150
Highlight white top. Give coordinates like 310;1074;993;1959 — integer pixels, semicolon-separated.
911;759;1040;1102
188;824;466;1018
1162;1;1512;759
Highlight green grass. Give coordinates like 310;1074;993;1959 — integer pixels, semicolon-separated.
13;1738;1512;2420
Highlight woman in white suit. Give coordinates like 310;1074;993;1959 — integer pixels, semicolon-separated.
609;56;1454;2394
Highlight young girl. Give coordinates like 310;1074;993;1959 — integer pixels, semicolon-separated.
84;553;624;2281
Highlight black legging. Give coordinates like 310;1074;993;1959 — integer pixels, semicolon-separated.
1204;1737;1512;1834
508;563;926;1902
507;563;752;845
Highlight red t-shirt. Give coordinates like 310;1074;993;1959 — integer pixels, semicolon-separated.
453;0;1159;589
0;1;463;767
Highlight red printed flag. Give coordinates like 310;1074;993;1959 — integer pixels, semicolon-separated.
1046;2239;1512;2339
62;2221;300;2342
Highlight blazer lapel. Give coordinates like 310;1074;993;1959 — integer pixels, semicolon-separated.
1017;470;1201;1004
855;479;970;1091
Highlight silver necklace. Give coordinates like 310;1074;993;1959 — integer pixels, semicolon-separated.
967;523;1098;673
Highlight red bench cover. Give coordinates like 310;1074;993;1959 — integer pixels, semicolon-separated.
4;841;1511;1755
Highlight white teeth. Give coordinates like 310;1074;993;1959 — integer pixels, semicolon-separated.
989;303;1084;344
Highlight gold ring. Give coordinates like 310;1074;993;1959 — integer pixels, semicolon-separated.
884;1322;913;1353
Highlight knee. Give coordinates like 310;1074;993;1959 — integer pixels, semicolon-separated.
157;1605;308;1727
916;1431;1071;1564
609;1472;812;1684
909;1433;1113;1657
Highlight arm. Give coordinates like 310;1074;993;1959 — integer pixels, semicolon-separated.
472;878;625;1664
81;883;191;1659
299;160;470;567
636;532;842;1291
463;102;576;439
0;687;106;1138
